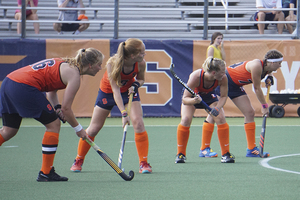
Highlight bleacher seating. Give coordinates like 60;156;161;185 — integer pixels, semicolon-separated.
0;0;296;40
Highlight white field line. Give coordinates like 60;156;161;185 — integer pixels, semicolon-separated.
259;153;300;175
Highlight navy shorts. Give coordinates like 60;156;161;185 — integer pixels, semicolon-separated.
254;12;275;21
95;89;140;110
194;90;218;109
215;74;246;100
61;19;80;32
0;78;57;128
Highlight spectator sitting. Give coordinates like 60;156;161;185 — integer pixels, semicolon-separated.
15;0;39;34
53;0;89;35
255;0;285;34
282;0;297;34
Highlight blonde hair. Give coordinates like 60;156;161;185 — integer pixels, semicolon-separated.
202;56;225;72
64;48;104;73
107;38;144;87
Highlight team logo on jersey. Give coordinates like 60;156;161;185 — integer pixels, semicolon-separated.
47;104;53;111
211;94;217;98
121;80;128;86
102;98;108;105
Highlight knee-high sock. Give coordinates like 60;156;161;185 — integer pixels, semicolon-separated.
135;131;149;163
0;134;5;146
41;131;59;174
217;123;230;156
76;134;95;160
244;122;256;150
200;122;214;150
177;124;190;156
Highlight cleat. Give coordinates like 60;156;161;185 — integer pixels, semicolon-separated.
175;153;186;163
70;158;84;172
221;152;235;163
37;167;68;182
139;161;152;173
246;146;269;158
199;147;218;158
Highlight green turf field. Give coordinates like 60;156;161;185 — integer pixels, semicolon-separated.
1;117;300;200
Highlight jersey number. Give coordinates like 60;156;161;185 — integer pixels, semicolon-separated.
228;61;244;69
31;59;55;70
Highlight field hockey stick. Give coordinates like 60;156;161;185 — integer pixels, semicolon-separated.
54;104;66;123
58;116;66;123
259;85;270;158
118;93;133;170
169;63;212;113
85;138;134;181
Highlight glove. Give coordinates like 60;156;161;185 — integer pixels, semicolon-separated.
132;81;140;93
265;75;274;86
54;104;66;123
210;107;219;117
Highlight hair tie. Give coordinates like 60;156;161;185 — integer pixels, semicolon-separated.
123;42;126;46
209;57;214;68
82;49;86;53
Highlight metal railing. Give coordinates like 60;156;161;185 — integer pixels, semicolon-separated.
213;0;299;38
0;0;299;39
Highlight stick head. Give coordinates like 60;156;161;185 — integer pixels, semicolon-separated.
260;153;270;158
120;170;135;181
169;63;176;75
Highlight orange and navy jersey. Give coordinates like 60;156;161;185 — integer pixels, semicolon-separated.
100;62;139;93
7;58;66;92
194;69;219;96
226;60;266;87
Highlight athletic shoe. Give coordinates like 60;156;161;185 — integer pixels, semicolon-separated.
70;158;84;172
175;153;186;163
73;30;81;35
246;146;270;158
221;152;235;163
199;147;218;158
139;161;152;173
36;167;68;182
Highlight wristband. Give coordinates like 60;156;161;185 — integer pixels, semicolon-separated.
122;112;128;118
262;103;268;108
121;110;127;114
54;104;61;110
72;124;83;132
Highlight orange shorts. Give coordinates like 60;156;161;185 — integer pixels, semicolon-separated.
78;14;88;20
